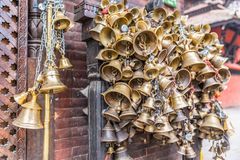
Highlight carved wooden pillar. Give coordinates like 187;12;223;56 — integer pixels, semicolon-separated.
74;1;105;160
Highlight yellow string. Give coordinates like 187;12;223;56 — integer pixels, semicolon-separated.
200;148;203;160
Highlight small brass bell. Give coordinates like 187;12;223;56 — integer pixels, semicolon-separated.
200;113;224;134
101;121;117;143
130;58;143;71
218;66;231;83
97;48;118;61
203;77;220;92
189;32;204;45
144;124;155;133
40;67;67;94
59;55;73;69
53;11;71;31
174;69;191;90
89;24;105;41
223;118;235;136
130;7;140;19
119;107;137;120
196;65;216;81
142;97;155;110
108;4;119;15
102;107;120;122
170;89;189;110
182;50;206;72
122;66;133;80
152;8;167;22
131;90;142;110
100;0;109;8
122;12;133;25
132;120;145;130
119;120;131;129
167;132;179;144
156;116;173;133
201;92;211;103
137;112;150;125
12;92;43;129
159;75;174;91
101;60;122;82
210;55;228;68
168;52;180;70
113;123;129;143
185;144;197;158
155;26;164;40
99;26;120;47
114;36;134;57
162;21;172;33
13;91;29;105
137;81;152;97
136;20;148;31
155;116;165;128
162;101;174;115
144;63;159;80
128;70;144;89
162;35;173;49
173;110;187;123
114;146;133;160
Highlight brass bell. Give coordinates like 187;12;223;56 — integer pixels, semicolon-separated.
210;55;228;68
201;92;211;103
196;65;216;81
13;91;29;105
168;52;180;70
174;69;191;90
122;12;133;25
12;92;43;129
223;118;235;136
59;55;73;69
144;63;159;80
101;121;117;143
99;26;120;47
122;66;133;80
113;123;129;143
114;146;133;160
131;90;142;110
89;24;105;41
152;8;167;22
155;116;165;128
114;36;134;57
100;0;109;8
136;20;148;31
40;67;67;94
97;48;118;61
147;115;155;125
167;132;179;144
182;50;206;72
202;33;214;46
162;101;174;115
103;107;120;122
94;15;107;25
159;75;174;91
128;70;144;89
203;77;220;92
137;81;152;97
101;60;122;82
53;11;71;31
137;112;150;125
130;58;143;71
189;32;204;45
200;113;224;134
133;30;157;57
119;107;137;120
132;120;145;130
156;116;173;133
173;110;187;123
119;120;131;129
162;35;173;49
201;24;211;33
144;124;155;133
108;15;128;30
117;3;125;13
155;26;164;40
108;4;119;15
142;97;155;110
162;21;172;33
218;66;231;83
170;89;189;110
185;144;197;158
130;7;140;19
102;82;132;110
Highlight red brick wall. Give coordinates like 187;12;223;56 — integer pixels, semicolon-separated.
54;1;89;159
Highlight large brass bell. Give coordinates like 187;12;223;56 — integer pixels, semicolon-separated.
152;8;167;22
196;65;216;81
14;91;29;105
128;70;144;89
137;81;152;96
133;30;157;57
114;146;133;160
203;77;220;92
174;69;191;90
97;48;118;61
102;107;120;122
59;55;73;69
210;55;228;68
89;24;105;41
108;15;128;29
12;92;43;129
170;89;189;110
99;26;120;47
101;121;117;142
114;36;134;57
144;63;159;80
200;113;224;134
182;50;206;72
101;60;122;82
113;123;129;143
40;67;67;94
53;11;71;31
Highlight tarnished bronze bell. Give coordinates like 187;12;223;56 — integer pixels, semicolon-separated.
40;67;67;94
119;107;137;120
182;50;206;72
12;92;43;129
173;110;187;123
128;70;144;89
210;55;228;68
168;52;180;70
137;81;152;96
130;58;143;71
196;65;216;81
114;123;129;143
201;92;211;103
142;97;155;110
137;112;150;125
131;90;142;110
133;30;157;57
114;35;134;57
174;69;191;90
115;146;133;160
101;121;117;143
132;120;145;130
159;75;174;91
14;91;29;105
144;124;155;133
200;113;224;134
99;26;120;47
144;63;159;80
53;11;71;31
102;82;132;110
218;66;231;83
170;89;189;110
59;55;73;69
101;60;122;82
203;77;220;92
89;24;105;41
103;107;120;122
122;66;133;80
97;48;118;61
152;8;167;22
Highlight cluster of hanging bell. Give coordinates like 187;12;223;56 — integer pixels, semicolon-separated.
91;0;234;159
12;1;73;130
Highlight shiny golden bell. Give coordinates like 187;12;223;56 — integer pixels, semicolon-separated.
128;70;144;89
108;4;119;15
152;8;167;22
174;69;191;90
144;63;159;80
137;81;152;96
101;60;122;82
40;67;67;94
182;50;206;72
53;11;71;31
200;113;224;134
12;92;43;129
89;24;105;41
114;123;129;143
97;48;118;61
14;91;29;105
170;89;189;110
99;26;120;48
59;55;73;69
